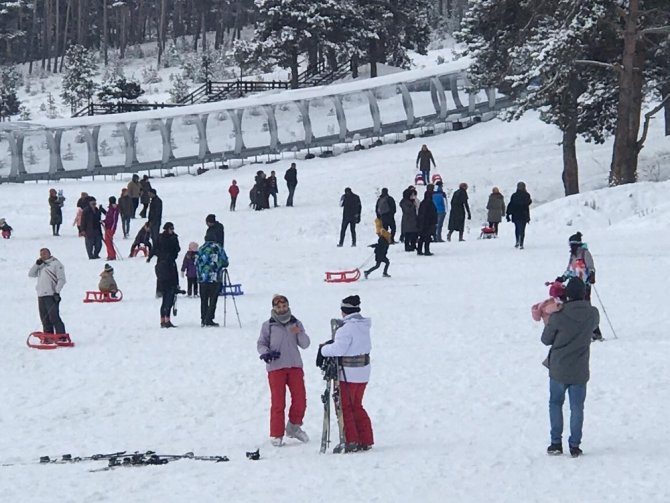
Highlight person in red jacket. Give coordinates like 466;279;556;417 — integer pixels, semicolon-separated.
228;180;240;211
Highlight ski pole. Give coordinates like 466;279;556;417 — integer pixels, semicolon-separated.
593;286;618;339
113;241;124;261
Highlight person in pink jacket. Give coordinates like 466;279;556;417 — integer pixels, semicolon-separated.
532;281;566;324
257;294;311;447
320;295;374;452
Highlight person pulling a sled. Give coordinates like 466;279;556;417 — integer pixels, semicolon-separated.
98;263;119;298
364;227;391;279
320;295;374;452
28;248;66;335
257;295;311;447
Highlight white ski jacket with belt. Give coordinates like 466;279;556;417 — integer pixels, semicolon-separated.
321;313;372;383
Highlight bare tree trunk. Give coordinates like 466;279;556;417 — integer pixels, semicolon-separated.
201;9;207;50
369;39;378;78
609;0;645;186
662;84;670;137
119;4;127;58
59;0;72;72
102;0;108;65
28;0;39;73
561;74;584;195
43;0;51;71
290;48;299;89
77;0;85;45
234;0;242;40
157;0;166;65
53;0;60;73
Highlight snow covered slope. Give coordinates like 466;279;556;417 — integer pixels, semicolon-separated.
0;110;669;503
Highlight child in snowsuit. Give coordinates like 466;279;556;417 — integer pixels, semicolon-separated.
0;218;13;238
181;241;199;297
229;180;240;211
364;227;391;279
98;263;119;297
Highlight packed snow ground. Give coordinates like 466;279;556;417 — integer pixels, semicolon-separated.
1;109;670;502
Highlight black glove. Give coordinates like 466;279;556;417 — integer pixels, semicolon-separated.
53;293;61;303
467;213;472;220
506;215;511;222
146;257;151;263
588;271;596;284
316;340;334;368
259;350;280;363
36;259;44;265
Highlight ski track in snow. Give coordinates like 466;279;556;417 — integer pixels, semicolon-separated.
1;110;670;502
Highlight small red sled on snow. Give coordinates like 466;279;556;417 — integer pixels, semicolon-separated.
479;225;497;239
130;244;149;257
83;290;123;303
324;269;361;283
27;332;75;350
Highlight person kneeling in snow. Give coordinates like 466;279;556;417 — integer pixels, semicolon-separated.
257;295;311;447
364;227;391;279
320;295;374;452
98;263;119;298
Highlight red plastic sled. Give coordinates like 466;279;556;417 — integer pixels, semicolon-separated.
414;173;425;185
130;244;148;257
27;332;75;350
479;226;497;239
325;269;361;283
83;290;123;303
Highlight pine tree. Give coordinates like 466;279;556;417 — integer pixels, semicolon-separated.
0;65;21;120
46;92;58;119
168;72;190;103
61;45;98;113
97;77;144;104
25;144;37;165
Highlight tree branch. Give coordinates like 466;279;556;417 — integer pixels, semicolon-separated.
637;94;670;151
638;25;670;36
574;59;622;72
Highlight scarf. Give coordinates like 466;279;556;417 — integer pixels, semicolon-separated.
271;308;292;325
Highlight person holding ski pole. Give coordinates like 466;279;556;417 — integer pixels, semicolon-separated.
320;295;374;452
257;294;311;447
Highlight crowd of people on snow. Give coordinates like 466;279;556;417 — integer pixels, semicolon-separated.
16;141;605;457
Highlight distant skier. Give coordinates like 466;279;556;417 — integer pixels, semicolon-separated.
320;295;374;452
257;294;311;447
28;248;66;335
337;188;361;247
416;144;436;185
447;182;471;242
506;181;532;249
486;187;506;236
364;228;391;279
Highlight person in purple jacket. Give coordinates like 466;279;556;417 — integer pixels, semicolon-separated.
103;196;119;260
257;294;311;447
181;242;199;297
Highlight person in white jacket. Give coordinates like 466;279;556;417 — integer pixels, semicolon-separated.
28;248;67;334
320;295;374;452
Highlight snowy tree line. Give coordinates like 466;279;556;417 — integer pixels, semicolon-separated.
456;0;670;191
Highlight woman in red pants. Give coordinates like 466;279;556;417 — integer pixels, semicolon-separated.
257;294;311;447
321;295;374;452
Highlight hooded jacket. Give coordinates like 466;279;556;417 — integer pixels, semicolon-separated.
541;300;600;384
321;313;372;383
257;316;310;372
28;257;66;297
98;270;118;292
195;241;228;283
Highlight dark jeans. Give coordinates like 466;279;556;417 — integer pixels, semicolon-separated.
421;170;430;185
139;201;149;218
85;234;102;259
160;287;176;317
417;232;432;254
131;198;139;218
549;379;587;447
365;258;390;276
230;196;237;211
271;192;278;207
121;216;131;237
38;295;66;334
404;232;418;251
381;214;396;241
286;185;296;207
435;213;446;241
187;277;198;296
514;220;527;247
51;224;61;236
339;220;357;246
199;282;221;324
150;222;161;247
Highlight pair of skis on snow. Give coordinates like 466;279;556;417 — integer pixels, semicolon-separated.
320;319;347;454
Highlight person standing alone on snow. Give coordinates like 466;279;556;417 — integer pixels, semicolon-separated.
228;180;240;211
257;295;310;447
506;181;532;249
416;144;436;185
48;188;64;236
284;163;298;207
338;188;361;247
320;295;374;452
542;277;599;458
28;248;66;335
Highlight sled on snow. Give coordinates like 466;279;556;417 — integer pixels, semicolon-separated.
83;290;123;303
27;332;75;350
130;244;149;257
479;225;497;239
324;269;361;283
219;283;244;297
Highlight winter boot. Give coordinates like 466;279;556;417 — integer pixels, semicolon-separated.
286;422;309;443
382;273;391;278
547;443;563;455
569;446;583;458
270;437;283;447
364;271;370;279
160;316;168;328
163;317;176;328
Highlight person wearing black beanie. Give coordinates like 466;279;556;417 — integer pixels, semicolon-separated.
320;295;374;452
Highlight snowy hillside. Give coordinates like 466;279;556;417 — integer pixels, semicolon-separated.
1;105;670;502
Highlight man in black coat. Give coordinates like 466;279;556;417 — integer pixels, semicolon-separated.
375;188;397;243
447;182;472;242
416;144;436;185
204;213;224;247
148;222;181;328
268;170;279;208
506;181;532;249
148;188;163;248
284;163;298;207
80;197;104;259
416;186;437;256
337;187;361;247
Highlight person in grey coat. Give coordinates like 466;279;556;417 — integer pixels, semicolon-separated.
28;248;67;335
486;187;506;235
541;277;599;458
257;294;311;447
